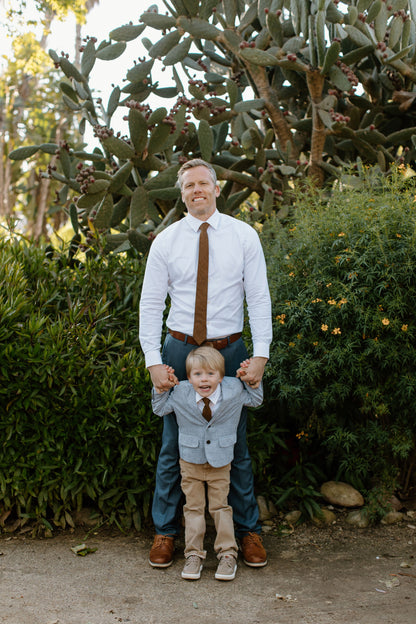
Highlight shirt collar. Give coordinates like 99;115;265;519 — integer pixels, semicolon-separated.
195;383;222;405
185;210;220;232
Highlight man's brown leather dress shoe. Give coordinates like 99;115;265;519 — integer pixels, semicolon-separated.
240;532;267;567
149;535;175;567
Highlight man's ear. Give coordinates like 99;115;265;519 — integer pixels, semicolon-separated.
215;184;220;197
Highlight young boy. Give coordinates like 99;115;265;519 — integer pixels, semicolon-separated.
151;346;263;582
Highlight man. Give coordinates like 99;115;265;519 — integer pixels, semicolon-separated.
139;158;272;568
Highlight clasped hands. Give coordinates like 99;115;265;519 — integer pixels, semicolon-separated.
150;356;266;394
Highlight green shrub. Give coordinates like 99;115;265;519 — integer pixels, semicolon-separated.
0;238;160;532
261;166;416;500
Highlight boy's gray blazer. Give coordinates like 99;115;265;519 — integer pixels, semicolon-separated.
151;377;263;468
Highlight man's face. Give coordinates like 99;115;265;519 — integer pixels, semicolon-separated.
188;366;223;397
180;165;220;221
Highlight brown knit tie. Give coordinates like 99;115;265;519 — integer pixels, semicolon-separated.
202;397;212;422
193;222;209;345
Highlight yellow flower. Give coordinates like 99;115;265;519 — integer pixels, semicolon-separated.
328;299;337;305
275;313;286;325
332;327;341;335
289;342;295;347
321;324;328;332
382;318;390;326
289;271;295;277
326;283;332;288
338;232;345;237
396;233;402;238
338;298;348;306
313;341;318;346
312;298;322;303
402;324;408;332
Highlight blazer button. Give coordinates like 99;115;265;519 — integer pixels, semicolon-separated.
206;440;211;444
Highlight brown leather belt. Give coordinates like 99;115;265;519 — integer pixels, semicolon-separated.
168;330;242;350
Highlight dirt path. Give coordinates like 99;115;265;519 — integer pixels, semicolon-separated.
1;521;415;624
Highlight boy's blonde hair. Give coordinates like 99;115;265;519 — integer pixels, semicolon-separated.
186;346;225;377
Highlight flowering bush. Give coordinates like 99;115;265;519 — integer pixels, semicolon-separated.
262;166;416;493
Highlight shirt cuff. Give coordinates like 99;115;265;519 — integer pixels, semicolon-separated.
145;350;163;368
252;342;270;360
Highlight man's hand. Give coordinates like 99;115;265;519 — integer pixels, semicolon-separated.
148;364;178;393
236;356;267;388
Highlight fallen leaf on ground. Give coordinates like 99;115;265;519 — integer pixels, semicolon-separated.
384;577;400;588
70;543;97;556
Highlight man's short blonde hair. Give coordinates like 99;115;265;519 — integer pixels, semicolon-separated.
186;346;225;377
176;158;217;189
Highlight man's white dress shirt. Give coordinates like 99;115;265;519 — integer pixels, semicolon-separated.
139;209;272;367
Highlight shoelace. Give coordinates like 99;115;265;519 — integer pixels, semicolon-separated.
184;555;201;568
154;536;172;550
244;532;261;544
219;556;235;570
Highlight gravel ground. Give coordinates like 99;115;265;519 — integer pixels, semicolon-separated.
1;520;415;624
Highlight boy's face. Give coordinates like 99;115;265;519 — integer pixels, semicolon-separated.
188;366;223;397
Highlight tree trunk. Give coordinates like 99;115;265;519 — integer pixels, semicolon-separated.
307;69;326;186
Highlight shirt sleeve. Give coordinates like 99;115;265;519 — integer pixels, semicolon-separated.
241;381;264;408
139;236;169;368
151;387;175;416
242;226;272;358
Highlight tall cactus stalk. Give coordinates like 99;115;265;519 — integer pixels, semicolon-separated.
9;0;416;256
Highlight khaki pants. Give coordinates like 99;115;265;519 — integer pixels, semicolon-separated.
179;459;238;560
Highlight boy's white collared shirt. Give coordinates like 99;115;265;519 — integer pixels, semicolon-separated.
195;383;222;417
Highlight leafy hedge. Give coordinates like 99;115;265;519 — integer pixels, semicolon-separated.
260;166;416;503
0;240;159;532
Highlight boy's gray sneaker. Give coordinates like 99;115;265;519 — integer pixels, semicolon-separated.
181;555;203;580
215;555;237;581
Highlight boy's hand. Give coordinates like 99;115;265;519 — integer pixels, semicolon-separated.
163;364;179;386
236;358;251;378
236;356;267;388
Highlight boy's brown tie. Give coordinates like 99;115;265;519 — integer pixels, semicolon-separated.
202;397;212;422
193;222;209;345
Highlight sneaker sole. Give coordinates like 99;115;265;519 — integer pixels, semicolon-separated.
243;559;267;568
148;559;174;568
181;565;203;580
215;564;237;581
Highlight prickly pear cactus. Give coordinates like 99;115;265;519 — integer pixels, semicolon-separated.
9;1;416;256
